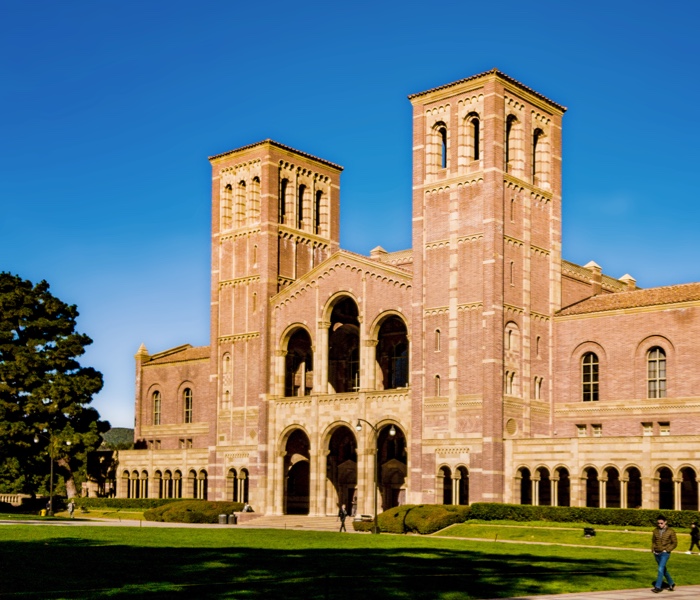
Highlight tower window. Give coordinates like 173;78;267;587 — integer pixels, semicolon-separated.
183;388;193;423
582;352;599;402
315;190;323;235
435;374;441;396
297;184;306;229
153;391;161;426
471;117;480;160
221;184;233;230
439;126;447;168
647;347;667;398
236;181;246;227
279;178;288;225
435;329;441;352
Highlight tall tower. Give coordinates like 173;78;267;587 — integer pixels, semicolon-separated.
208;140;342;502
408;70;565;503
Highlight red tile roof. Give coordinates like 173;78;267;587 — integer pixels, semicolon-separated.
146;345;210;365
558;282;700;316
208;139;343;171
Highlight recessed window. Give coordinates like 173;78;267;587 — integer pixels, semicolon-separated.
642;422;653;436
153;391;161;426
183;388;193;424
315;190;323;235
659;422;670;436
439;126;447;168
435;375;441;396
647;347;667;398
582;352;599;402
279;178;288;224
534;376;543;400
471;117;480;160
297;184;306;229
592;424;602;437
435;329;441;352
576;424;587;437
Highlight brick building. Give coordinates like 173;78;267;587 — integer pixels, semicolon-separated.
117;69;700;514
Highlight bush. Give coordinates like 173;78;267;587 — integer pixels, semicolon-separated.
143;500;245;523
74;498;182;510
352;504;471;534
468;503;700;528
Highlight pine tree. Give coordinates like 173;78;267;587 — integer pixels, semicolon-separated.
0;273;107;497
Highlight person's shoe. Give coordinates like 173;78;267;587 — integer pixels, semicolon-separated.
652;587;662;593
668;583;675;591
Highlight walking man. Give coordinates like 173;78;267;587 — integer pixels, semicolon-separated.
338;504;348;532
67;499;75;519
652;515;677;593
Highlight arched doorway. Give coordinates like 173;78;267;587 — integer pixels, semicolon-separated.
605;467;620;508
658;467;674;510
555;467;570;507
456;466;469;505
326;426;357;513
284;429;311;515
227;468;238;502
328;297;360;393
626;467;642;508
378;425;407;510
537;467;551;506
584;467;599;507
375;316;409;389
239;469;250;503
285;328;313;397
439;466;453;504
518;467;532;505
681;467;698;511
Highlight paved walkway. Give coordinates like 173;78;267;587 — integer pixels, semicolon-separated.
492;586;700;599
4;518;700;599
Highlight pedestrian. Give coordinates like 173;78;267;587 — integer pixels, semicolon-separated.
651;515;677;593
689;522;700;554
67;500;75;519
338;503;348;532
351;494;357;517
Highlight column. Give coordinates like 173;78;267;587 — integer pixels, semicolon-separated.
621;476;629;509
674;478;682;511
317;321;330;394
599;476;607;508
532;476;540;506
551;476;559;507
273;451;286;515
362;339;378;391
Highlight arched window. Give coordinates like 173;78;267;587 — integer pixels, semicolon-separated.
297;184;306;229
183;388;193;423
532;128;543;180
152;391;161;426
505;114;523;175
439;126;447;168
221;184;233;230
236;181;246;227
435;329;441;352
471;116;480;160
435;375;441;397
647;347;667;398
279;178;288;224
582;352;599;402
248;176;260;224
505;115;516;170
315;190;323;235
534;376;543;400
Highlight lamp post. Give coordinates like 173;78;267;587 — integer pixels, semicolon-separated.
354;419;396;534
34;431;71;516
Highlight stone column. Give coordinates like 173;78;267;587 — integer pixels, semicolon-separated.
273;451;286;515
274;350;287;397
551;475;559;507
317;321;330;394
532;475;540;506
362;339;378;391
599;475;607;508
674;478;682;511
620;476;629;509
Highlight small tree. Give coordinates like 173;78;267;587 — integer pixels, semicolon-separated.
0;273;108;497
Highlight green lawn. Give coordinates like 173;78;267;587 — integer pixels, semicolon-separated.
2;524;700;599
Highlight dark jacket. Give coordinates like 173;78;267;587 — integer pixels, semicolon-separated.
691;526;700;541
652;526;678;553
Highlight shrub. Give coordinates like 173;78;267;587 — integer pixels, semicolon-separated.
468;503;700;528
352;504;471;534
74;498;182;510
143;500;245;523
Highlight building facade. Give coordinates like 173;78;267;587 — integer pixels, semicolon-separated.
118;69;700;514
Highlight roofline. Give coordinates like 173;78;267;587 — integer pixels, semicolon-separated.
208;139;344;171
408;68;567;113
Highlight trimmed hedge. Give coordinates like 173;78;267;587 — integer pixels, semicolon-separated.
468;503;700;528
144;500;245;523
352;504;471;534
74;498;183;510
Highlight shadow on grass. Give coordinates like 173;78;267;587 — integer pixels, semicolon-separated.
0;534;643;600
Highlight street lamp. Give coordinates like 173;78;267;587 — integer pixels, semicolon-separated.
355;419;396;534
34;431;71;516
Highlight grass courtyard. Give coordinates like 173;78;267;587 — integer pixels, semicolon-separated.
2;521;700;599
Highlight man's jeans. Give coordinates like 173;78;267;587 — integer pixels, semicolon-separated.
654;551;674;589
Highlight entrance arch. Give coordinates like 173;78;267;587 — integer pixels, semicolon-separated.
284;429;311;515
378;424;407;510
681;467;698;511
456;466;469;505
328;297;360;393
438;466;453;504
325;425;357;514
626;467;642;508
657;467;674;510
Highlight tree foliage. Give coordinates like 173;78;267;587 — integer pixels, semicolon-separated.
0;273;108;496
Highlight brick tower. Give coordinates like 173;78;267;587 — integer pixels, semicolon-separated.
208;140;342;503
409;70;565;503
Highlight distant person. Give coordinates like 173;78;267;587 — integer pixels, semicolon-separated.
651;515;677;593
242;503;254;512
67;500;75;519
338;504;348;532
689;522;700;554
351;494;357;517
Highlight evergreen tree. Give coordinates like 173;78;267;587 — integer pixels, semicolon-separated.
0;273;107;497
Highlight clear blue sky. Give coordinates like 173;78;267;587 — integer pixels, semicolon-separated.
2;1;698;428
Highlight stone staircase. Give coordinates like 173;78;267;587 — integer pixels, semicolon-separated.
234;514;343;532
